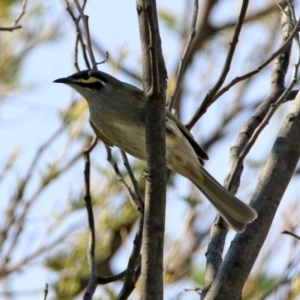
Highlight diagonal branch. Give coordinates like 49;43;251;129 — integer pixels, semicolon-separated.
117;217;143;300
0;0;27;31
202;4;298;299
187;0;249;128
168;0;199;110
187;2;300;129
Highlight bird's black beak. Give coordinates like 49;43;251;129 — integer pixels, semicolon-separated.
53;77;72;84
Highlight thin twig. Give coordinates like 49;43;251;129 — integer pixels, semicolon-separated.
117;217;143;300
95;51;109;66
208;1;249;99
43;283;49;300
74;33;80;71
82;136;98;300
73;0;97;69
187;5;300;129
64;0;76;21
14;0;27;25
184;287;202;295
168;0;199;110
0;126;64;250
187;0;249;128
120;151;144;212
282;230;300;240
97;271;126;284
0;25;22;31
97;264;141;285
226;10;300;191
214;15;300;101
0;0;27;31
0;143;86;267
106;146;142;212
92;39;142;82
64;0;91;70
0;221;81;277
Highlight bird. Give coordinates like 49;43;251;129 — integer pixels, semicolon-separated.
54;70;257;232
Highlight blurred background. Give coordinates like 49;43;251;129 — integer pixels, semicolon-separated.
1;0;300;299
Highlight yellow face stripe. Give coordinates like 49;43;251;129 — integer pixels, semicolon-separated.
78;77;101;84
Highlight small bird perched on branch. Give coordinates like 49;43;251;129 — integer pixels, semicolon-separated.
54;70;257;232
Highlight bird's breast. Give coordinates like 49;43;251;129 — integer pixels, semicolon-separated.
90;111;147;161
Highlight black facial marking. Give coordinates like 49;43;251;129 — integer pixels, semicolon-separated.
72;70;91;80
71;70;105;89
89;71;108;84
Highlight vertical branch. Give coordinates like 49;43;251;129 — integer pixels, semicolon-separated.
83;137;98;300
43;283;49;300
136;0;167;299
73;0;97;69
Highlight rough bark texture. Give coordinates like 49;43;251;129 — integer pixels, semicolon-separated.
136;1;167;299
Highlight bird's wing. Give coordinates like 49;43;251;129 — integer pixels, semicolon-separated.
118;84;208;163
166;110;209;163
123;83;145;101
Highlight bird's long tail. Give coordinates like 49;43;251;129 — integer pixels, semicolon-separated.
191;167;257;232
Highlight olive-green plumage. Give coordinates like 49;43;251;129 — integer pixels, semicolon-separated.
54;70;257;232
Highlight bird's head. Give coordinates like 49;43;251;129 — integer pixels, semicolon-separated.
54;70;121;100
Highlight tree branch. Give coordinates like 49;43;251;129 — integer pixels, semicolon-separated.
187;2;300;129
117;217;143;299
202;4;296;298
82;137;98;300
168;0;199;110
204;7;300;298
186;0;248;128
206;90;300;299
0;0;27;32
136;0;167;299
